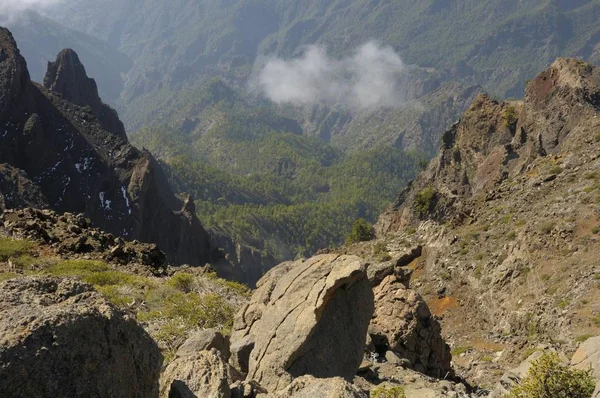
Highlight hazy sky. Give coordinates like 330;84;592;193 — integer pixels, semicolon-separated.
0;0;63;22
255;41;409;111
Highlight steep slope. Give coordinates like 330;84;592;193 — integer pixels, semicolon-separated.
0;27;212;266
373;58;600;386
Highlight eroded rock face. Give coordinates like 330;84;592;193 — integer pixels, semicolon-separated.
160;348;234;398
230;254;374;392
0;276;162;398
369;275;452;378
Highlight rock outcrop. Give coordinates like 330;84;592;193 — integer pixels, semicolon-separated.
43;49;126;139
160;348;235;398
230;254;374;392
372;57;600;386
270;376;367;398
0;27;212;266
377;58;600;234
369;274;452;378
1;207;167;270
572;336;600;396
0;276;162;397
0;163;49;209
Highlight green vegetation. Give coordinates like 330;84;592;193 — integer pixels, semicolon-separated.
504;106;518;128
521;348;542;360
414;187;436;217
575;334;595;343
540;221;555;235
373;242;392;262
371;385;406;398
548;165;563;175
133;119;422;262
0;237;33;261
507;353;595;398
451;346;472;356
0;245;245;361
346;219;374;244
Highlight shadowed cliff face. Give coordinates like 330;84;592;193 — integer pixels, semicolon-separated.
0;26;212;266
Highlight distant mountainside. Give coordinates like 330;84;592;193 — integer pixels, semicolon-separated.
36;0;600;157
0;27;211;267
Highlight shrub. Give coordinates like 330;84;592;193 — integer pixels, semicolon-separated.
548;165;563;175
507;353;595;398
504;106;518;128
0;237;33;261
168;272;196;293
346;218;374;244
373;242;392;262
414;187;436;217
371;385;406;398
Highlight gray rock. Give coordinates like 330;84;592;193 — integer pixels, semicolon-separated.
160;348;234;398
571;336;600;379
0;276;162;398
231;254;374;392
369;275;452;378
265;375;368;398
177;329;230;361
230;334;255;374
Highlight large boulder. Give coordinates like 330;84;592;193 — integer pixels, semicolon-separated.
368;275;452;378
230;254;374;392
0;276;162;398
160;348;235;398
266;375;368;398
571;336;600;378
571;336;600;397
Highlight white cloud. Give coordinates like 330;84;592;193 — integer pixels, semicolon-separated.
254;41;410;111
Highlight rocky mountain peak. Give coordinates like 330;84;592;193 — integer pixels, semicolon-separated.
0;27;30;119
43;49;99;108
43;48;126;138
377;58;600;234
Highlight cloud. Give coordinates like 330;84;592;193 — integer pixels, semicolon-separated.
254;41;410;111
0;0;64;22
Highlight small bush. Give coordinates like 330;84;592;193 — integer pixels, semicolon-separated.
507;352;595;398
0;237;34;261
346;218;374;244
504;106;518;128
371;385;406;398
451;346;472;356
373;242;392;262
0;272;19;282
548;165;563;175
168;272;196;293
414;187;436;217
540;222;555;235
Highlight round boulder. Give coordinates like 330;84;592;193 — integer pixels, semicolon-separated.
0;276;162;398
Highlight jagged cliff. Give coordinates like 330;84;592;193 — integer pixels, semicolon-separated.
373;58;600;385
0;27;212;266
